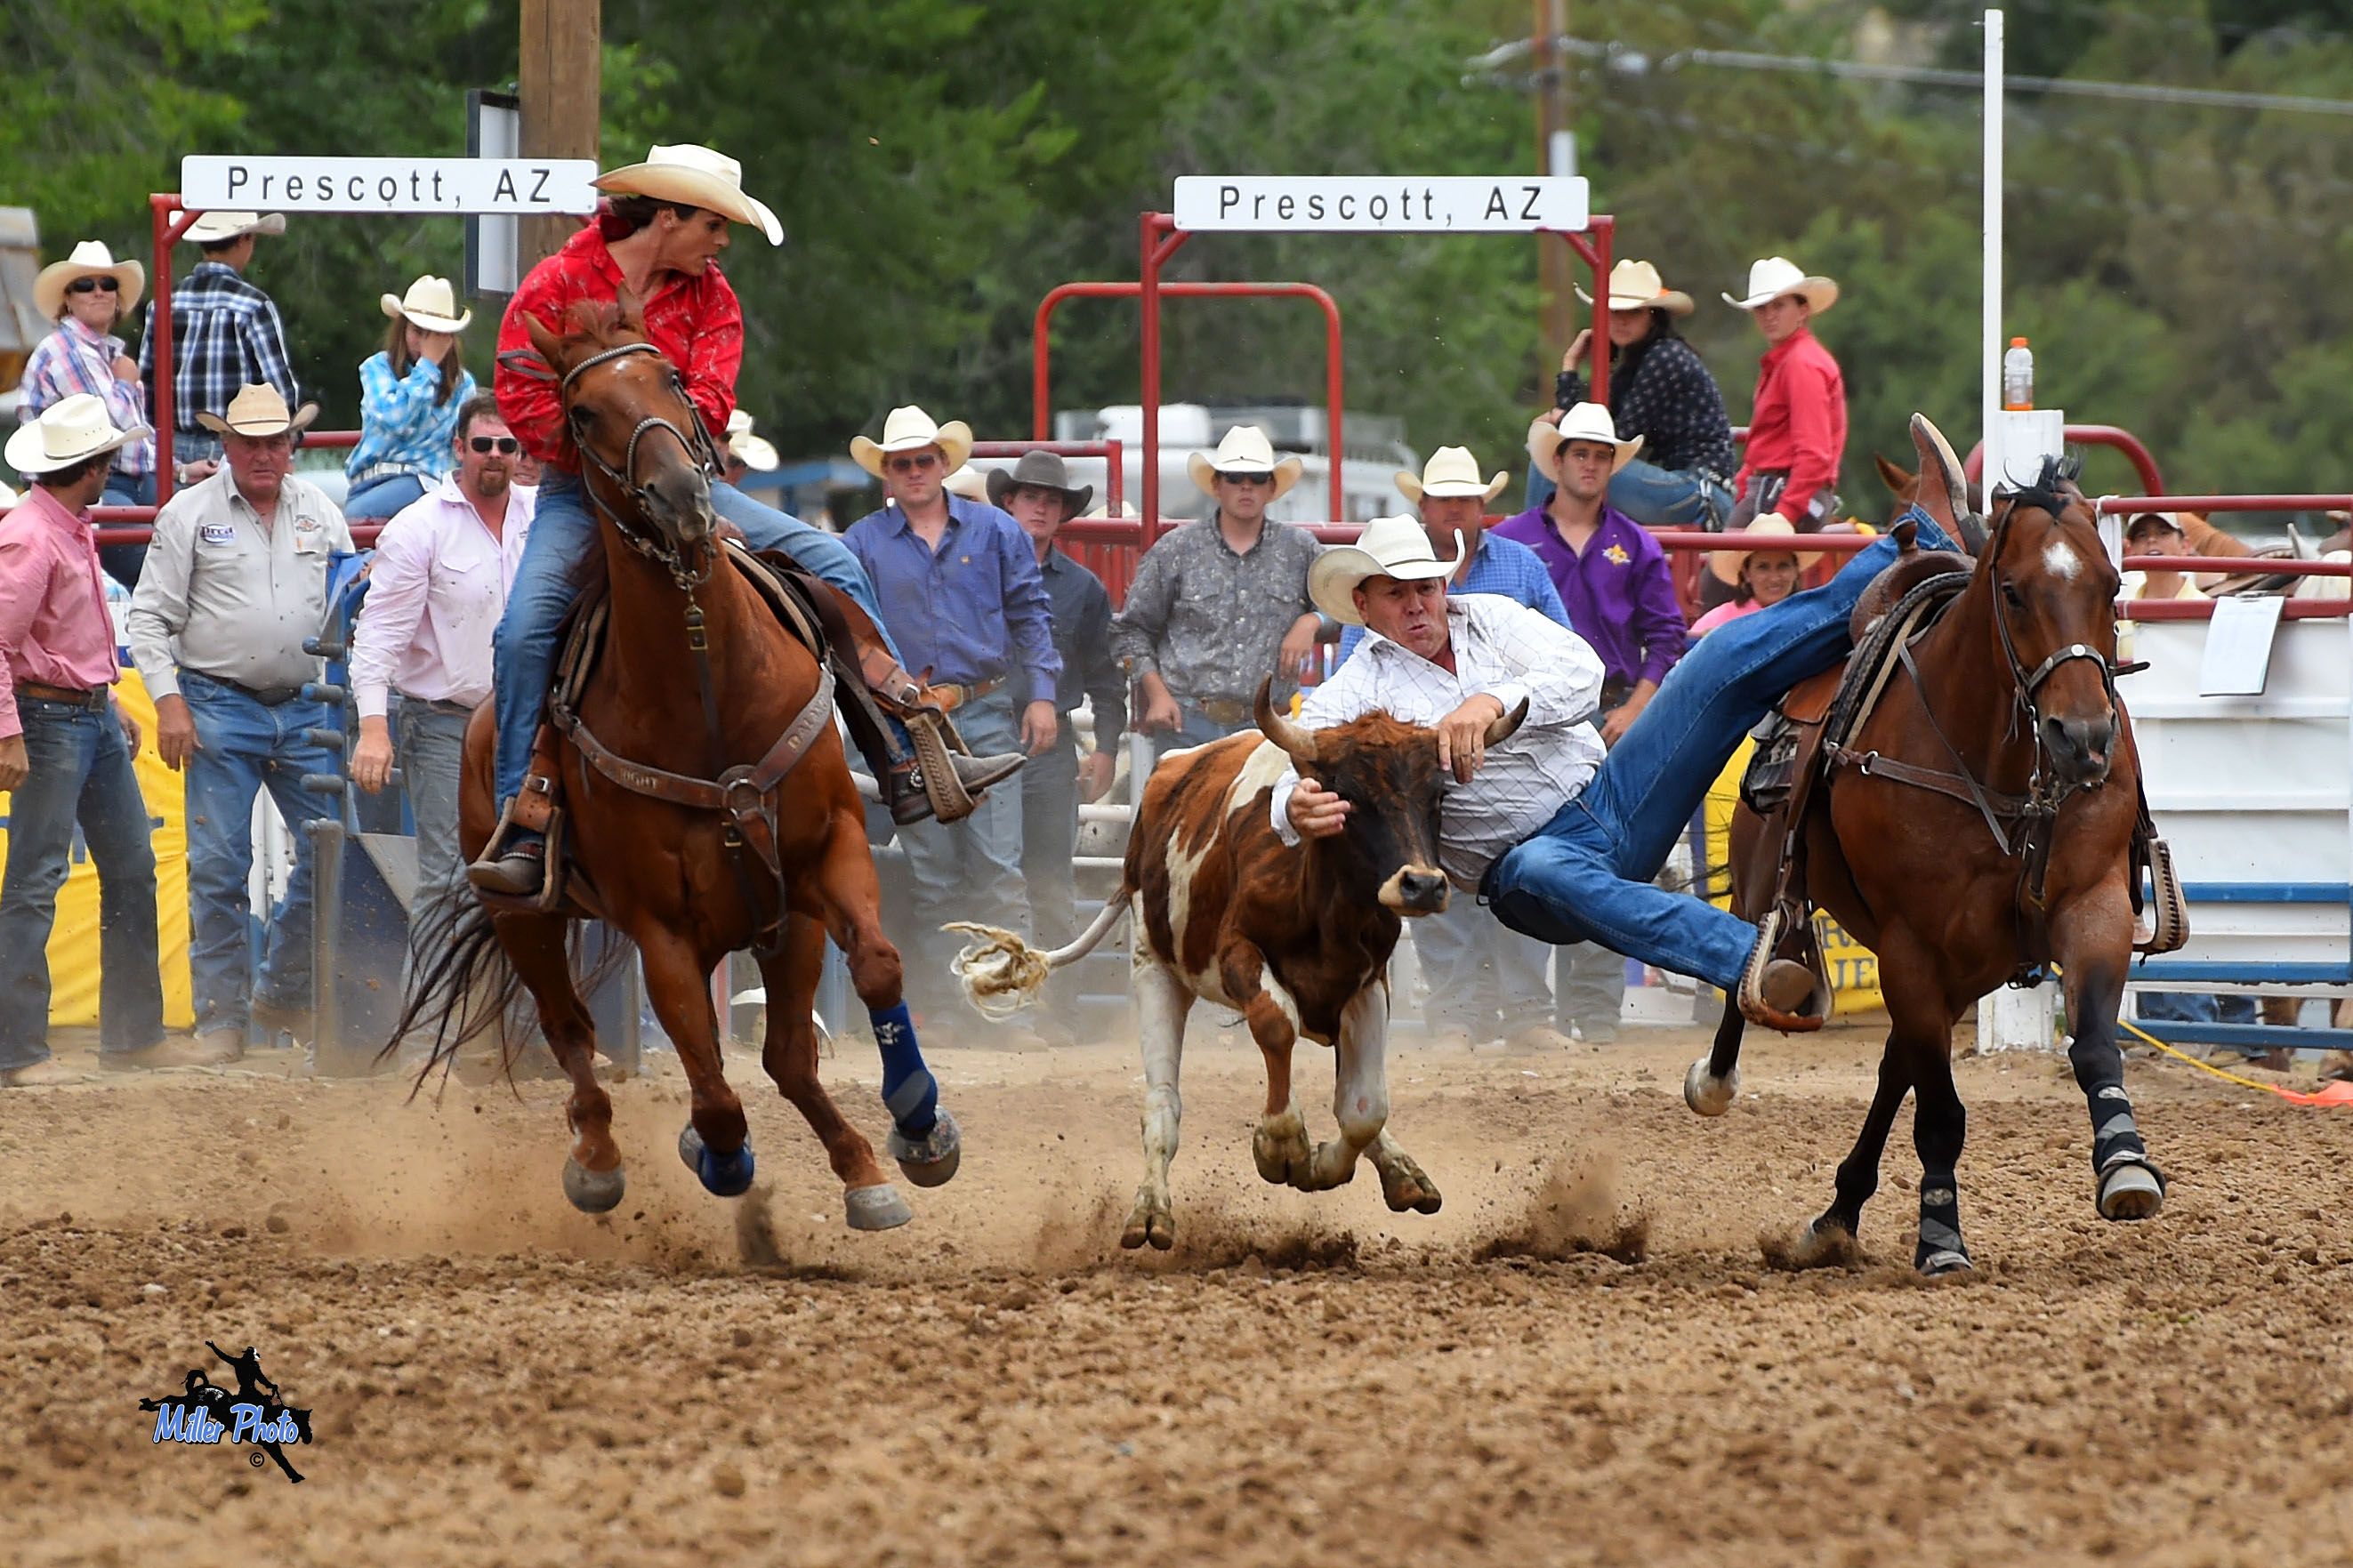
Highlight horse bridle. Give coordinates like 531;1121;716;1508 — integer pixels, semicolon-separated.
562;341;724;591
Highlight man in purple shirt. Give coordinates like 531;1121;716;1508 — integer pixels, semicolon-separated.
1492;403;1689;1042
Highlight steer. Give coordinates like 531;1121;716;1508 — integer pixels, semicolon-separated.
951;678;1524;1250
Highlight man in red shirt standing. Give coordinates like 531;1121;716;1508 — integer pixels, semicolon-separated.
1722;256;1846;542
473;144;1018;894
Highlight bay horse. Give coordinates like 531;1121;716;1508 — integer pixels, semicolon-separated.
392;298;958;1229
1696;425;2169;1275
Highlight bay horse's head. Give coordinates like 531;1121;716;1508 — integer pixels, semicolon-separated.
1980;454;2124;790
521;296;718;559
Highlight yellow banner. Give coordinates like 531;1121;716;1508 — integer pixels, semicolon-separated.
1703;736;1884;1016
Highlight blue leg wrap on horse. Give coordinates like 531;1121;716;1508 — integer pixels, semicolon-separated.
871;1002;938;1134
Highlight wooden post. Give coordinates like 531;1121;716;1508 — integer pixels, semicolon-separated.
519;0;600;268
1533;0;1574;370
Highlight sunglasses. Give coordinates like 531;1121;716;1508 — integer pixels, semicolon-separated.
885;452;941;474
68;277;121;294
468;435;520;454
1216;470;1275;486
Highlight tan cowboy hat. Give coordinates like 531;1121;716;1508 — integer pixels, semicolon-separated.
6;392;149;477
1308;515;1468;626
380;275;472;335
941;463;990;501
595;143;784;246
986;449;1093;517
850;405;974;478
195;383;318;439
1722;256;1838;313
1575;258;1693;316
181;211;286;245
1527;402;1642;484
1707;517;1821;586
1398;445;1508;507
1187;424;1304;501
36;241;146;319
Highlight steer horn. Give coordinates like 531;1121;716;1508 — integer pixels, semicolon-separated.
1908;413;1985;551
1484;696;1530;746
1253;676;1318;765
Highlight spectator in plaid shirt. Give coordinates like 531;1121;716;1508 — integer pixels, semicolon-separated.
20;242;156;584
137;211;297;481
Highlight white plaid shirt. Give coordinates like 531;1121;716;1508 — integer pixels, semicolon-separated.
1271;594;1607;889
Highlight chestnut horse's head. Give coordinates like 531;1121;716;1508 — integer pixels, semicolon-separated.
1980;454;2124;790
521;296;717;558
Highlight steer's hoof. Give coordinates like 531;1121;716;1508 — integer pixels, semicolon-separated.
1121;1191;1174;1251
1252;1108;1312;1187
677;1123;756;1198
845;1183;915;1231
562;1157;626;1214
889;1106;962;1189
1377;1156;1444;1215
1684;1057;1740;1117
2097;1160;2165;1221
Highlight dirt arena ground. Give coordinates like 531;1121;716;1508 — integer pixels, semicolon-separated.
5;1011;2352;1567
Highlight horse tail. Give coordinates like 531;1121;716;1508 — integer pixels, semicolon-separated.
384;894;527;1083
944;892;1132;1022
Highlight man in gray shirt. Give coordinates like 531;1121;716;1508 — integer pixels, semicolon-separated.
1111;424;1326;762
128;384;352;1062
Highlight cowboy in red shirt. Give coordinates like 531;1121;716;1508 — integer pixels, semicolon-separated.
471;144;1019;894
1723;256;1847;537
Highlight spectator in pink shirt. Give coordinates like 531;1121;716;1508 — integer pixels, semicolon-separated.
1688;519;1816;637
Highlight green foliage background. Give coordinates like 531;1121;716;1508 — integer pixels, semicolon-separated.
7;0;2353;502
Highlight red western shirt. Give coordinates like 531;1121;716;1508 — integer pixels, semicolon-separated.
1733;327;1846;525
494;225;743;473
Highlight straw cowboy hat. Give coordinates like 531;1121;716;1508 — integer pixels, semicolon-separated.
36;241;146;318
595;143;784;246
941;463;989;501
1722;256;1839;313
380;275;472;335
724;410;779;473
850;405;974;478
1527;402;1643;483
987;449;1093;518
1575;258;1693;316
1707;517;1822;586
6;392;150;477
1397;446;1508;507
195;383;318;439
180;211;286;245
1308;514;1468;626
1188;424;1304;501
1082;499;1140;519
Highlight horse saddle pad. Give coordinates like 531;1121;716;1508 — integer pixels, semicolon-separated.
546;540;833;712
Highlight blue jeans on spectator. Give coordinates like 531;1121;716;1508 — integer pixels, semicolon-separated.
2136;992;2259;1025
343;472;429;521
101;470;157;588
898;690;1028;1010
1484;512;1954;991
1414;897;1554;1041
0;696;165;1068
1526;460;1730;532
179;672;340;1036
491;470;898;811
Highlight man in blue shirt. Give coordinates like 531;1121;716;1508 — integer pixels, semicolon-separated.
843;406;1061;1028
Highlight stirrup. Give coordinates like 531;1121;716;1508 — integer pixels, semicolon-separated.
468;787;568;912
901;707;979;824
1737;905;1830;1033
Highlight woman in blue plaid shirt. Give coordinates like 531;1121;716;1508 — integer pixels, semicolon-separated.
343;276;478;520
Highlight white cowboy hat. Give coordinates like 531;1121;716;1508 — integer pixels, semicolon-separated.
1397;445;1508;507
1707;516;1822;586
6;392;149;478
36;241;146;319
1722;256;1838;313
1187;424;1304;501
595;143;784;246
1081;499;1140;519
1308;514;1468;626
850;405;975;478
941;463;990;501
380;275;472;335
1527;402;1643;483
721;407;780;470
195;383;318;439
181;211;287;245
1575;258;1693;317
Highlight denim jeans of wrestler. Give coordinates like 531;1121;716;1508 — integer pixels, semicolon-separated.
898;691;1029;1010
180;673;340;1036
1484;511;1955;992
491;470;900;809
0;697;165;1068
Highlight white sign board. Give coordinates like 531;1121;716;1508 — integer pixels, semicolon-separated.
1173;176;1588;233
181;157;600;216
2198;594;2286;697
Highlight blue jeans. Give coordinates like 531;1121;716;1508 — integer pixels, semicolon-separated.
398;700;471;937
101;470;157;588
0;697;165;1066
491;472;897;809
897;691;1028;1001
343;472;428;521
179;673;340;1034
1483;513;1954;991
1526;460;1729;531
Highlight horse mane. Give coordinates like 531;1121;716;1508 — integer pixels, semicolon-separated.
1997;452;2084;523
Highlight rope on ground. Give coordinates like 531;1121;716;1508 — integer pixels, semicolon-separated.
2121;1017;2353;1106
943;922;1052;1021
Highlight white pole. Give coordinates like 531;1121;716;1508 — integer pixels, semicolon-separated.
1982;9;2004;491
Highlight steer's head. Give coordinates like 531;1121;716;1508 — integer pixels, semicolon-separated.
1254;679;1524;917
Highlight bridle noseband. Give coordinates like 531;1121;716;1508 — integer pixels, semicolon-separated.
562;341;724;591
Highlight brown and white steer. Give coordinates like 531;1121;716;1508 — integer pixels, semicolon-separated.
954;680;1524;1250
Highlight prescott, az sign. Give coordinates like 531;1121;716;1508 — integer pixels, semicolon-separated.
180;157;600;215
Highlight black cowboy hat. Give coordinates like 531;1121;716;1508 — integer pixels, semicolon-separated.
986;449;1093;518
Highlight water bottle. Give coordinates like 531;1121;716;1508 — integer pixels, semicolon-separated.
2002;337;2035;411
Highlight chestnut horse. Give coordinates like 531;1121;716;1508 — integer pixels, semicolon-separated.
392;300;957;1229
1696;437;2165;1275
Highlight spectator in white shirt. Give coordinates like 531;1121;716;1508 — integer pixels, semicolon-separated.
350;395;533;933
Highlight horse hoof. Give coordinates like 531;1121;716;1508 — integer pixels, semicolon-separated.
1121;1194;1174;1250
888;1106;962;1189
1916;1248;1975;1277
2098;1161;2165;1221
844;1184;914;1231
677;1124;756;1198
1684;1058;1739;1117
562;1158;626;1214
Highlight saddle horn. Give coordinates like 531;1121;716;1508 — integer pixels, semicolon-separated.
1907;414;1979;549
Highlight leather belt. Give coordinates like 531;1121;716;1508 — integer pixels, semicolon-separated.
1192;696;1251;728
188;671;305;706
16;681;109;712
923;675;1006;712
